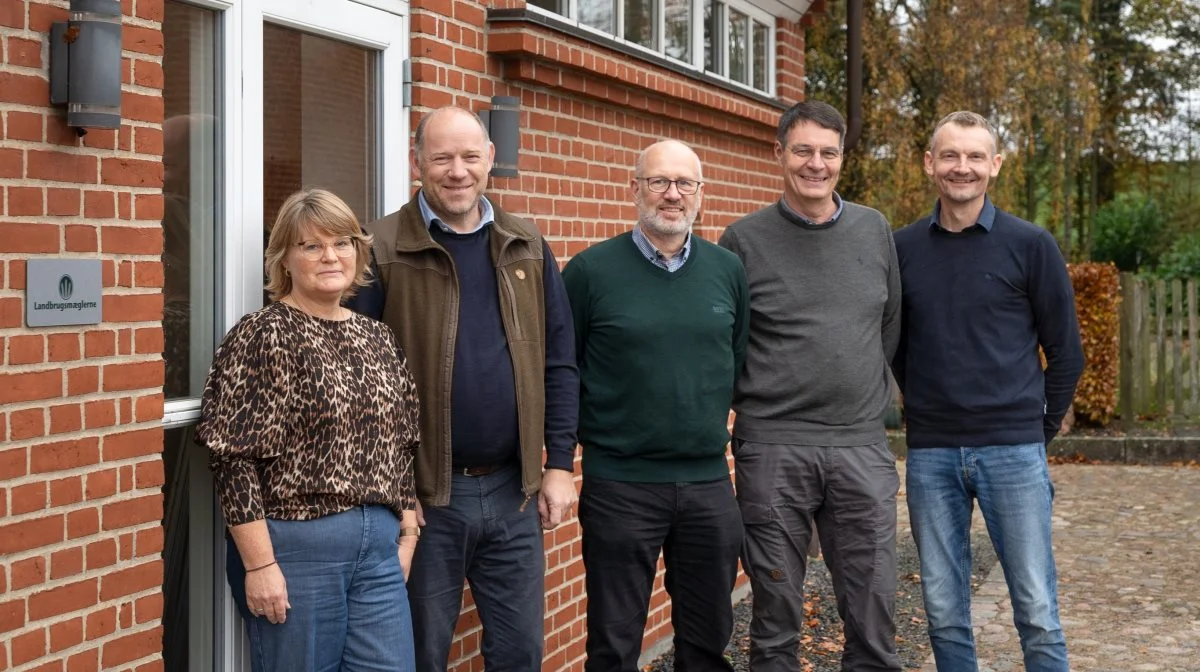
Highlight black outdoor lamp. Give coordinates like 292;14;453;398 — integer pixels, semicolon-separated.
50;0;123;133
481;96;521;177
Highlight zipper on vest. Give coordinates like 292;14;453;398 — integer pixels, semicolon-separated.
499;270;524;340
519;492;532;512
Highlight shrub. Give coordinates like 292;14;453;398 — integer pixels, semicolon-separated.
1068;262;1120;426
1090;193;1166;273
1155;232;1200;280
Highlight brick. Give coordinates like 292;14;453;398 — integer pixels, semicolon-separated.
102;427;161;460
65;224;99;252
135;526;163;557
134;393;163;422
9;258;26;289
67;365;100;395
0;71;49;106
27;150;98;184
7;35;42;67
0;221;58;253
5;110;43;141
0;0;25;28
50;547;83;580
102;359;163;393
101;627;161;668
0;369;62;404
66;507;99;539
84;399;117;429
47;333;81;362
134;192;164;220
49;616;84;652
86;538;117;570
86;469;117;500
28;2;66;31
122;24;163;56
11;628;46;667
133;261;164;289
7;186;44;216
49;403;81;434
134;593;163;624
30;437;101;474
102;493;162;530
47;187;81;216
101;157;163;187
84;190;115;218
11;556;46;589
0;599;24;634
9;333;44;364
85;606;116;641
67;648;100;672
0;296;21;327
100;559;161;600
11;481;46;515
0;447;28;479
84;330;116;358
135;0;164;21
49;476;83;508
0;514;64;554
0;146;21;178
134;459;164;488
28;577;98;621
100;226;162;254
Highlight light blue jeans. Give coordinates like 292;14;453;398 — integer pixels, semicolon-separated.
906;443;1068;672
229;505;416;672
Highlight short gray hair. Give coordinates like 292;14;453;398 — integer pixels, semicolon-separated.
929;111;1000;154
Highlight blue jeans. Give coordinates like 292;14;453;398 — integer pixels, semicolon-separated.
408;464;544;671
227;505;416;672
906;443;1068;672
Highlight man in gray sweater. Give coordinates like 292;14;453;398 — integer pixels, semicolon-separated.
718;101;902;672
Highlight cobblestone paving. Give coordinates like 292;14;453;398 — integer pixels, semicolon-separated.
911;464;1200;672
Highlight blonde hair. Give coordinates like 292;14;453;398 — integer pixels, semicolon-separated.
263;189;374;302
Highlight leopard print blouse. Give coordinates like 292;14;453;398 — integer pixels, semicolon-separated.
198;301;419;526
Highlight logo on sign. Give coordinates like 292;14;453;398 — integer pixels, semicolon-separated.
59;275;74;300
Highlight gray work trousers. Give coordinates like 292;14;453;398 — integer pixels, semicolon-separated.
735;440;902;672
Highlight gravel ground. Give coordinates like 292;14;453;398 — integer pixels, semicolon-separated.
646;532;998;671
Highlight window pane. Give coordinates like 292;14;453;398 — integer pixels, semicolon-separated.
729;8;748;84
704;0;723;73
664;0;691;61
263;24;378;234
753;20;769;91
624;0;654;48
527;0;565;13
162;0;219;402
579;0;615;33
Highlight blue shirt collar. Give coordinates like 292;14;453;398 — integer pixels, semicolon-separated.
929;196;995;232
418;190;495;235
631;225;691;272
777;192;844;228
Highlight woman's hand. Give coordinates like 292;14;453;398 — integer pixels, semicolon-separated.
398;540;417;581
245;562;291;624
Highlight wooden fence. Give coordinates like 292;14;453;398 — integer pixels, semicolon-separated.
1119;273;1200;424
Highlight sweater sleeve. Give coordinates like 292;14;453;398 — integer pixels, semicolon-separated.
541;240;580;472
198;314;289;526
1030;231;1085;444
732;257;750;380
881;221;902;363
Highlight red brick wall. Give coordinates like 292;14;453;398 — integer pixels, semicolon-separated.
0;1;167;670
410;1;809;669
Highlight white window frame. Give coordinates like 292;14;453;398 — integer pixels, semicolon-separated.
529;0;777;96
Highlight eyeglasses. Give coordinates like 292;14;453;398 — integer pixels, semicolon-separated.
295;237;356;261
637;177;703;195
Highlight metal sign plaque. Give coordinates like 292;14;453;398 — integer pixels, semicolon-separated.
26;259;103;327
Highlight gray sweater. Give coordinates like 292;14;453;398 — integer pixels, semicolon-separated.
718;199;901;446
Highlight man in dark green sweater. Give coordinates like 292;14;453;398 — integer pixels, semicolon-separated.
719;101;902;672
563;140;749;672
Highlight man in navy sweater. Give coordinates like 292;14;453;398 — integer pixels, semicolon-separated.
892;111;1084;672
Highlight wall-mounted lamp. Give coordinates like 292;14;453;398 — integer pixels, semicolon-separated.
480;96;520;178
49;0;123;134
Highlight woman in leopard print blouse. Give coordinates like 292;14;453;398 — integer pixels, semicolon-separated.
197;189;419;672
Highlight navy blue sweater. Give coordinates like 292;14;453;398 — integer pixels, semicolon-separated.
351;228;577;471
891;200;1084;448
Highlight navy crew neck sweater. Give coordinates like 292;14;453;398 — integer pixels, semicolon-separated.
891;203;1084;448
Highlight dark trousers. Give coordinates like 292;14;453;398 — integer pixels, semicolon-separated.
735;440;901;672
581;475;743;672
408;464;544;672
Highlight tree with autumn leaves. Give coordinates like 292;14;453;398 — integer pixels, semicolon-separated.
804;0;1200;259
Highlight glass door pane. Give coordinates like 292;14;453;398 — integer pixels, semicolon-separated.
262;24;378;233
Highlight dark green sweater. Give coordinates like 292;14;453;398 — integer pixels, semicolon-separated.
562;232;749;482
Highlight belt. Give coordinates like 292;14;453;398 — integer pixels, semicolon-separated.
457;464;504;477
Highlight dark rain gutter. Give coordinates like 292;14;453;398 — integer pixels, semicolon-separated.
845;0;863;151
